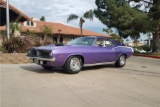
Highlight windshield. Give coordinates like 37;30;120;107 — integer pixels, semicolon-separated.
67;37;95;46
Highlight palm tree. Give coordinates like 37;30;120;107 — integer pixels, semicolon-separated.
10;22;21;38
67;10;93;36
102;28;113;35
40;25;53;43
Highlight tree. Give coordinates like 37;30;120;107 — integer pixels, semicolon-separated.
103;28;113;35
67;10;94;36
10;22;21;38
40;16;45;21
110;33;123;43
40;25;52;43
94;0;160;52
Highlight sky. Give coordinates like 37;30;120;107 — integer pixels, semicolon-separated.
8;0;106;34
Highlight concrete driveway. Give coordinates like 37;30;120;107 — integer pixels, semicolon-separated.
1;56;160;107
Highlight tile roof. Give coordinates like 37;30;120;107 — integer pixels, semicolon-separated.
21;21;109;37
0;0;31;21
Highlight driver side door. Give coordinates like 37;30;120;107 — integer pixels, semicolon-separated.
92;38;116;63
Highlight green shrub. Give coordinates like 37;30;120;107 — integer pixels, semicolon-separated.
0;46;4;52
134;50;140;54
142;45;151;52
2;36;44;53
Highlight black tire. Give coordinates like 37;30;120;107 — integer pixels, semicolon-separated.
115;54;126;67
41;65;53;69
63;56;82;74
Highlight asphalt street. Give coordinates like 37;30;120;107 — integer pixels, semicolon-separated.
0;56;160;107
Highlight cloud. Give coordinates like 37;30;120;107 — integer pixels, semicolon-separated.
9;0;106;33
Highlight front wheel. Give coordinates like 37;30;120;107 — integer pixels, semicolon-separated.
115;54;126;67
63;56;82;74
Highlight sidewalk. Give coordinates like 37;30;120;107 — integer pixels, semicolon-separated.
133;54;160;59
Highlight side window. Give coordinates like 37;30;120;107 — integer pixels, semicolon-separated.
95;38;105;47
104;40;116;46
108;40;116;46
95;38;116;47
104;40;112;46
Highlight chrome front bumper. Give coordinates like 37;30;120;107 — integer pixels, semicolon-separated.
29;57;56;62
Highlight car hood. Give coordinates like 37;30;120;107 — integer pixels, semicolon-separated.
32;45;92;51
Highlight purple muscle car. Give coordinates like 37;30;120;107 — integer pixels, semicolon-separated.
27;36;133;74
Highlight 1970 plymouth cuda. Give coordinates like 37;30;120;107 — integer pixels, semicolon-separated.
27;36;133;74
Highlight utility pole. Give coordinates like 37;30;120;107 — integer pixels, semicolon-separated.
6;0;10;39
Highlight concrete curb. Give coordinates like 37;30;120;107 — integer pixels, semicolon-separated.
133;54;160;59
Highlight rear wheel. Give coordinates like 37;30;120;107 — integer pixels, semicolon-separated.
115;54;126;67
63;56;82;74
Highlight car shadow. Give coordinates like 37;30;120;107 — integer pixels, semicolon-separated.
20;64;115;74
82;64;115;71
20;65;64;74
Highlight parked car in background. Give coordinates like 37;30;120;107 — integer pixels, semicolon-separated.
139;49;146;53
27;36;133;74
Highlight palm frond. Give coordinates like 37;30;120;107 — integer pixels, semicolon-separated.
67;14;79;23
40;25;52;34
83;10;94;20
10;22;20;31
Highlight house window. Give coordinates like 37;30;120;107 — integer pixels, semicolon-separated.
27;21;30;26
26;21;34;26
53;37;57;43
60;37;63;43
31;22;34;26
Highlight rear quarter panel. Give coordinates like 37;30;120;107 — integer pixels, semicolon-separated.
114;46;133;60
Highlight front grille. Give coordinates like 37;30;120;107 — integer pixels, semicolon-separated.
28;49;52;58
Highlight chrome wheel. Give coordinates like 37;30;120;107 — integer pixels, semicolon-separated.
115;54;126;67
119;55;126;66
63;56;82;74
70;57;81;71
